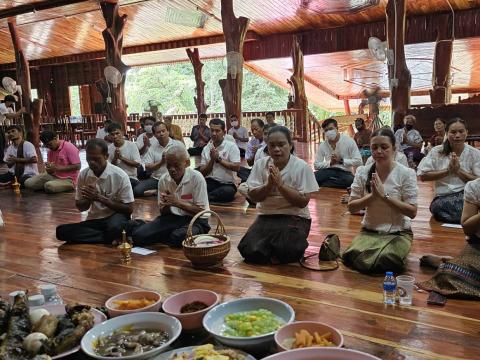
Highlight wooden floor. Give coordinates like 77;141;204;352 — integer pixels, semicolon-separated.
1;142;479;360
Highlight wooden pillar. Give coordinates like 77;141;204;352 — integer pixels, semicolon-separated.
100;0;129;127
186;48;208;115
386;0;411;130
289;35;308;142
7;18;41;156
218;0;250;127
429;13;453;105
343;99;351;115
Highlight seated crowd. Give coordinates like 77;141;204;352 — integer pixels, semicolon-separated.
2;110;480;302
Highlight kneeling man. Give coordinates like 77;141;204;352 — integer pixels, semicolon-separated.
130;145;210;246
56;139;134;244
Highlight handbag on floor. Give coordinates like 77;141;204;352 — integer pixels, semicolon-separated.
300;234;341;271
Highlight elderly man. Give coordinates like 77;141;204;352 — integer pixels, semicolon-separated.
394;114;424;165
56;139;134;244
129;145;210;246
314;118;362;188
25;130;80;193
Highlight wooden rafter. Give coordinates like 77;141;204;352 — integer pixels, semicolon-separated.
0;0;90;19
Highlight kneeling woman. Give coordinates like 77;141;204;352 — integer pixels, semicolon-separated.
238;126;319;264
343;127;418;274
417;178;480;299
417;118;480;224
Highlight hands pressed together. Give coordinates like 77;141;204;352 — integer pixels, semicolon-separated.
448;153;460;174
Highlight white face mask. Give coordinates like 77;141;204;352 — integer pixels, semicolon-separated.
144;125;153;133
231;121;238;127
325;129;337;141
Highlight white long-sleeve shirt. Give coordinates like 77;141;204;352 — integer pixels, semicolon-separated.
314;134;362;173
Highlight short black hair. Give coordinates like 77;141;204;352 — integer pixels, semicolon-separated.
140;116;155;124
230;114;238;119
199;113;208;119
321;118;338;129
251;118;264;128
153;121;168;132
86;138;108;155
266;111;275;117
210;118;225;131
355;117;364;124
106;122;123;133
40;130;56;144
3;95;15;103
6;124;23;133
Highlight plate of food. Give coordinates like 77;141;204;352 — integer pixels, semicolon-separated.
0;293;106;359
154;344;256;360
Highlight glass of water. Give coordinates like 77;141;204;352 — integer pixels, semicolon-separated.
396;275;415;305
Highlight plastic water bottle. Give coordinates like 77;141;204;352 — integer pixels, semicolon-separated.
39;284;63;305
383;271;396;305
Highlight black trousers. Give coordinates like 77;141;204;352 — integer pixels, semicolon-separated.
206;178;237;203
237;167;251;183
239;148;246;158
131;214;210;247
0;172;32;187
56;213;130;244
188;146;205;156
314;168;354;189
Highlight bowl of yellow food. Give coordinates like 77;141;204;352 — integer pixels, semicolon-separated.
274;321;344;352
155;343;257;359
202;297;295;351
262;348;381;360
105;290;162;318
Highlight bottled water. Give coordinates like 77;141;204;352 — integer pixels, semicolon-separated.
383;271;396;305
39;284;63;305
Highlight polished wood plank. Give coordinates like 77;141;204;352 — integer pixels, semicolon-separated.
0;142;479;359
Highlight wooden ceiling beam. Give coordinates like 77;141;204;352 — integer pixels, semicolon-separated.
0;0;91;20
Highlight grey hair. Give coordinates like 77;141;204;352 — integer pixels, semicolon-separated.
165;144;189;159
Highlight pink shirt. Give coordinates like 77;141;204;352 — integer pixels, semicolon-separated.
47;140;80;182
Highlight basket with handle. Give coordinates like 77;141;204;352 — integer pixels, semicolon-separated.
182;209;230;268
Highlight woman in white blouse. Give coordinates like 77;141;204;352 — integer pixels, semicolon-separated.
418;178;480;299
343;127;418;274
238;126;319;264
417;118;480;224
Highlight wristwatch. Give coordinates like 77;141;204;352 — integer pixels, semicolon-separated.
384;193;390;200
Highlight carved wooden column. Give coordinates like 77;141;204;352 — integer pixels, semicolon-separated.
100;0;129;127
429;13;453;105
218;0;250;127
186;48;208;115
8;18;40;157
386;0;411;130
289;35;308;142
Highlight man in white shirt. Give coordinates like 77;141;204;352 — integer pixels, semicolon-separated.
314;118;362;188
129;145;210;246
135;116;158;180
0;125;38;186
95;119;113;143
227;115;249;157
200;118;241;203
107;122;141;188
133;121;184;197
394;114;424;164
1;95;25;165
56;139;134;244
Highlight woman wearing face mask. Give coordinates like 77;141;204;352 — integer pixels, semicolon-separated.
238;126;319;264
343;127;418;274
394;115;424;165
135;116;158;180
227;115;249;157
417;118;480;224
314;118;363;188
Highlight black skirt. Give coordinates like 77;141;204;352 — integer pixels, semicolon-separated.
238;214;311;264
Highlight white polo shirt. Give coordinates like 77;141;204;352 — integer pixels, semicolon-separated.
108;140;141;179
314;134;362;173
228;126;249;150
143;138;184;180
0;103;14;124
3;141;38;176
75;162;134;220
417;144;480;196
157;168;210;217
247;155;319;219
96;127;108;140
135;133;158;161
254;144;268;162
201;139;241;184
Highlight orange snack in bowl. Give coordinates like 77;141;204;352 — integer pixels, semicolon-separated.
112;298;155;310
292;329;334;348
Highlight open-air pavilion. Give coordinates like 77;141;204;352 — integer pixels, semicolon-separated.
1;1;480;359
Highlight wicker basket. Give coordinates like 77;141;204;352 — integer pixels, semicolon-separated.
182;210;230;268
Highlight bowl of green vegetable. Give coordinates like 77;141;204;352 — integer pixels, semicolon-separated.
202;297;295;351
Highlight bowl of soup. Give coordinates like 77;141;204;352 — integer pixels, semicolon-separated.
202;297;295;351
81;312;182;360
